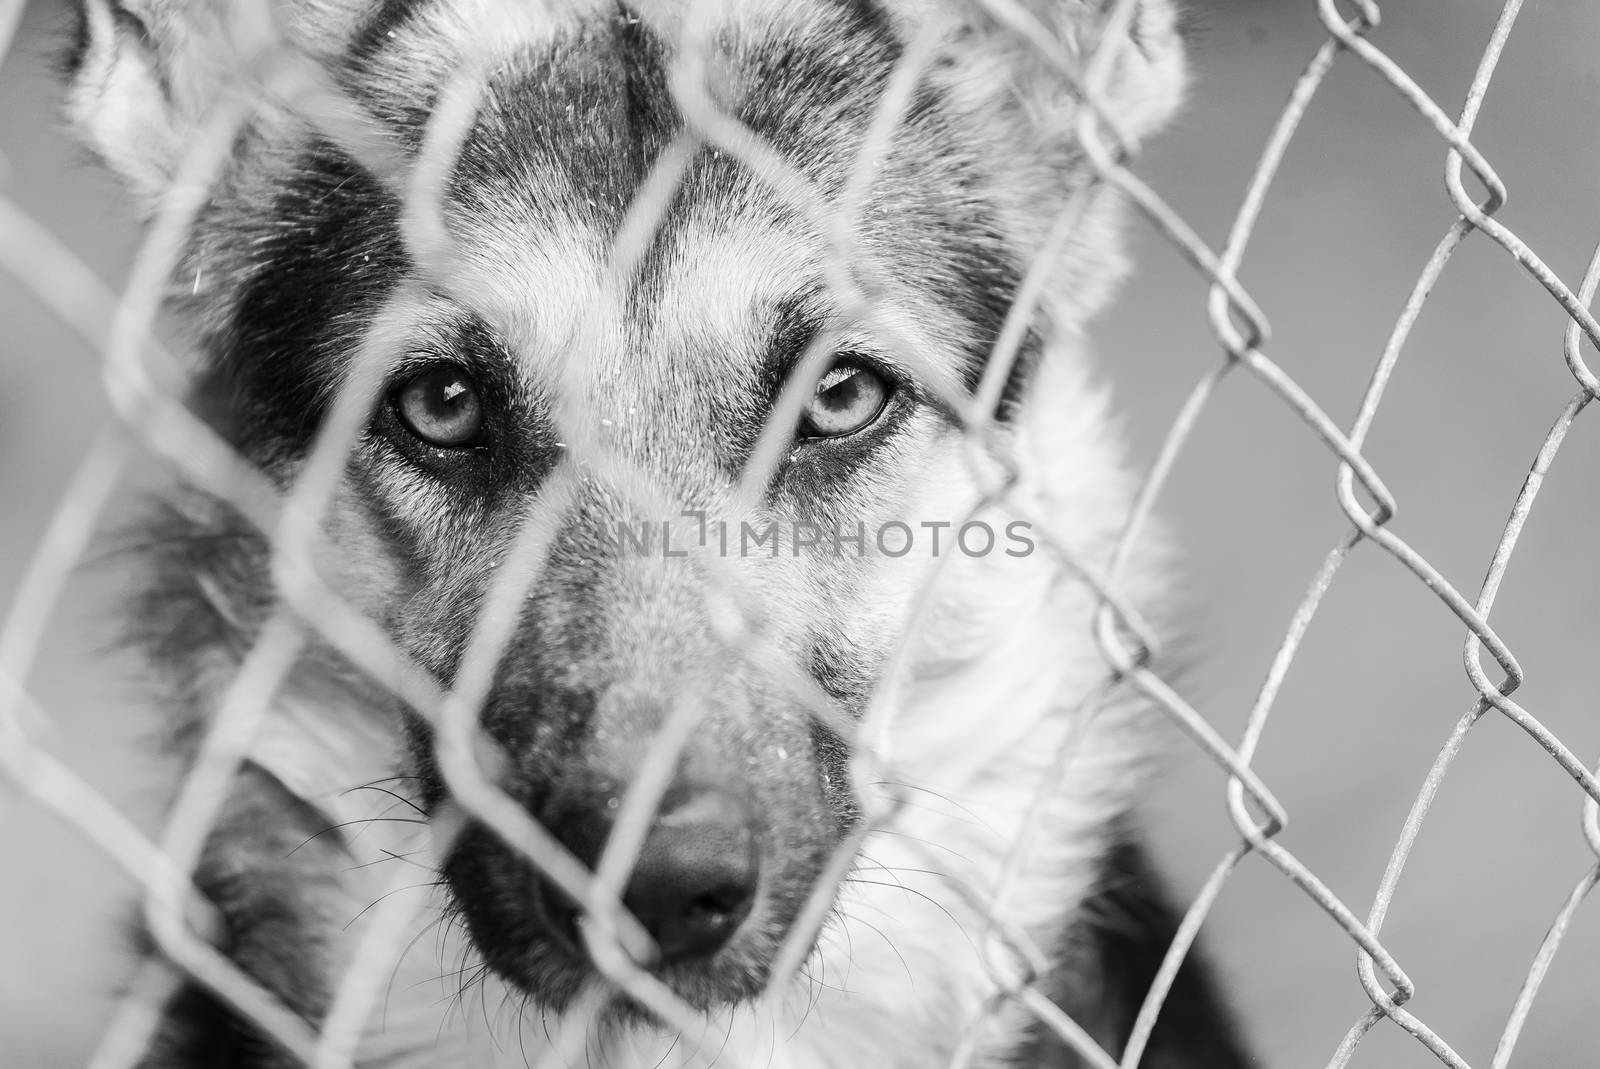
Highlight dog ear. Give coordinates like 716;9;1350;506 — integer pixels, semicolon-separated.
1054;0;1189;149
64;0;368;207
895;0;1187;155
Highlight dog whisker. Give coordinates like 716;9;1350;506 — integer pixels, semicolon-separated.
288;816;430;858
341;782;429;816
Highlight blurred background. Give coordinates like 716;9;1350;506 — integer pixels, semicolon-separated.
3;1;1600;1066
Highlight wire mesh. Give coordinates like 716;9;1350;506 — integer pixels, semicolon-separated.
2;1;1598;1067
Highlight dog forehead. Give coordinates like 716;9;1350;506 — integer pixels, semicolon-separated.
368;0;893;67
444;209;818;398
381;0;901;214
413;7;882;394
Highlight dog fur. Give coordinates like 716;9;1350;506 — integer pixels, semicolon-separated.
67;1;1257;1066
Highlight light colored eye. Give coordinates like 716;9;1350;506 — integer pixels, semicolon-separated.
799;362;890;438
393;364;484;447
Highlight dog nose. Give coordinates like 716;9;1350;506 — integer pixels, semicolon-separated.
541;785;760;963
624;789;759;961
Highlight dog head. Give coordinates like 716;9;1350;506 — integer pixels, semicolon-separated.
70;0;1184;1020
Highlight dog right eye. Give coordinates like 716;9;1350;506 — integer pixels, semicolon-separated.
798;360;892;439
392;364;485;448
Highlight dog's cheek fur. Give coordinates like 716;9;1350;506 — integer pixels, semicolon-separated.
132;767;350;1069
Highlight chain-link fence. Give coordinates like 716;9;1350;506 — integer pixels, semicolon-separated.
3;0;1599;1066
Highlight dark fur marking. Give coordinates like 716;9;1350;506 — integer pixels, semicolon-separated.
347;0;434;64
58;2;97;82
1023;835;1258;1069
203;140;407;462
751;287;830;410
805;630;876;710
807;716;859;826
450;20;676;236
729;8;900;167
828;0;894;38
879;76;1038;416
131;766;349;1069
60;2;164;90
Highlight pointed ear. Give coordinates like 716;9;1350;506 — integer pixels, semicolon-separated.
63;0;365;208
1056;0;1189;149
892;0;1187;153
65;1;189;205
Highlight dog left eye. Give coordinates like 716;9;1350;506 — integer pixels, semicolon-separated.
799;362;890;438
392;364;484;447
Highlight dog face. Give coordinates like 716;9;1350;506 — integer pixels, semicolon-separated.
71;0;1184;1024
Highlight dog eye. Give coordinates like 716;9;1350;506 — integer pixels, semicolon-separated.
799;361;890;438
392;364;484;447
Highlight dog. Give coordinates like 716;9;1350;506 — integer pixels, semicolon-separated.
67;0;1257;1065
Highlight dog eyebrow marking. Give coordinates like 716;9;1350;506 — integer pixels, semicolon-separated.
753;287;833;409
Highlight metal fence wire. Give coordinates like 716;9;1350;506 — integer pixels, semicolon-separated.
2;0;1598;1066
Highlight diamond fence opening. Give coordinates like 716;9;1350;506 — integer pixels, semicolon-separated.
1;1;1597;1067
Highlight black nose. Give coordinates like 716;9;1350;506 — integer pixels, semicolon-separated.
541;785;760;963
